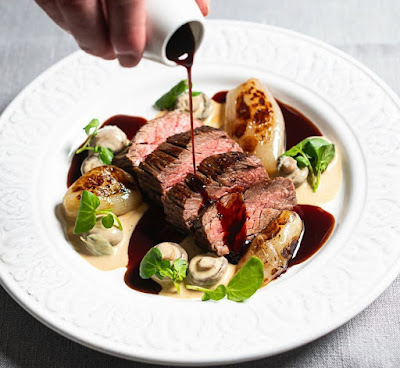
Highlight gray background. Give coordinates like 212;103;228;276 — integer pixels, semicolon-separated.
1;0;399;367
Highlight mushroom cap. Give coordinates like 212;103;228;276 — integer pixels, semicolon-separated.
277;156;309;187
175;92;213;120
188;253;228;287
90;125;129;153
80;220;123;256
80;154;103;175
151;243;188;285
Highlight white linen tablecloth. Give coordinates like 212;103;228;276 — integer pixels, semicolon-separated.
1;1;399;366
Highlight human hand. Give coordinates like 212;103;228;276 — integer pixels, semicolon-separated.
35;0;209;67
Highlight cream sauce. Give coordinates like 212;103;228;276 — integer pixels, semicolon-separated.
64;203;148;271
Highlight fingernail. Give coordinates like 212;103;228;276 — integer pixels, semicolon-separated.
117;54;140;68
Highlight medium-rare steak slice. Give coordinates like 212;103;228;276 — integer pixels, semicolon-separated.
112;111;202;173
163;152;269;232
136;126;242;204
193;177;297;257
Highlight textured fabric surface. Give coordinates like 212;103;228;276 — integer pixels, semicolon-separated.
1;0;400;367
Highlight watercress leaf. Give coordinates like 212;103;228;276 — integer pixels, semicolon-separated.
154;79;189;110
202;284;227;301
192;91;201;97
226;256;264;302
83;119;100;136
173;259;188;281
282;145;301;158
161;259;171;270
303;138;331;164
98;147;114;165
101;214;114;229
159;268;174;280
294;155;310;168
73;190;100;234
316;143;335;172
155;271;164;280
139;247;163;279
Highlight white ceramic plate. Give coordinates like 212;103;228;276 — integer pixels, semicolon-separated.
1;20;400;366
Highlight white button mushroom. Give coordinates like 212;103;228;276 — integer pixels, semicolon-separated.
90;125;129;154
80;220;123;256
277;156;309;187
188;253;228;287
151;242;188;285
175;92;213;120
80;154;104;174
155;242;188;264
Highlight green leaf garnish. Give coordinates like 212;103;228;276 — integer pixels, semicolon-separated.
139;247;188;293
226;257;264;302
73;190;123;234
75;119;114;165
154;80;189;110
282;137;335;191
186;284;228;301
73;190;100;234
101;213;114;229
186;256;264;303
139;247;164;279
96;146;114;165
83;119;100;135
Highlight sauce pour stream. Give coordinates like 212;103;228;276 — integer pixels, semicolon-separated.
166;24;197;176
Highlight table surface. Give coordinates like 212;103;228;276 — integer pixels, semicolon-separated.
1;1;399;367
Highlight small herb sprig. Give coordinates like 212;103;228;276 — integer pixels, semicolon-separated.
186;256;264;302
75;119;114;165
139;247;188;293
73;190;122;234
282;137;335;192
154;79;201;110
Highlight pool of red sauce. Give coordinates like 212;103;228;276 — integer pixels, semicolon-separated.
66;93;335;295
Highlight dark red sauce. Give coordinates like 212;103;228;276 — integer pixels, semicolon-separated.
212;90;228;104
277;101;322;149
166;23;197;176
124;206;185;294
289;205;335;266
67;151;88;188
66;115;147;187
101;115;147;141
186;174;213;206
216;193;248;256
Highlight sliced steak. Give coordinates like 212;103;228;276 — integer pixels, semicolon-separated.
136;126;242;204
193;177;297;256
112;111;202;173
163;152;269;232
